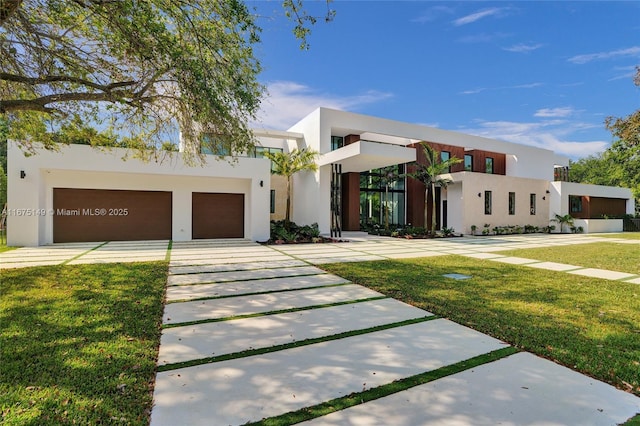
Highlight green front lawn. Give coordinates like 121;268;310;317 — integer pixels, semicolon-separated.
499;242;640;275
321;255;640;397
597;232;640;240
0;262;168;425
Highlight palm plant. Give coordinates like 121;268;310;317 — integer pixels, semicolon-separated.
407;143;462;235
551;213;575;233
264;147;319;229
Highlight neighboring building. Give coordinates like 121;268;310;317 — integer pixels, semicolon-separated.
7;107;635;246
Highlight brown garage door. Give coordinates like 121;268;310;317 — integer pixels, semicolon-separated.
53;188;172;243
192;192;244;239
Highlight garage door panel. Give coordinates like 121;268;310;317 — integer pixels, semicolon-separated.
192;192;244;239
53;188;172;243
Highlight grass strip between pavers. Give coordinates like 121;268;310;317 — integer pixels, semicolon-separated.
166;272;327;287
162;296;388;329
158;315;438;372
168;262;309;275
60;241;109;265
164;240;173;262
166;282;353;304
245;346;519;426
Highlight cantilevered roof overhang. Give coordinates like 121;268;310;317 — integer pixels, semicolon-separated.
317;140;416;173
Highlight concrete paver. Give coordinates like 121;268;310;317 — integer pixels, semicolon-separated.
169;259;307;275
150;320;507;426
162;284;385;325
167;265;325;285
568;268;638;281
158;298;432;365
302;352;640;426
165;274;349;302
526;261;582;271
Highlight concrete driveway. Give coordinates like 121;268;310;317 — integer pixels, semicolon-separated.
2;234;639;424
149;235;640;425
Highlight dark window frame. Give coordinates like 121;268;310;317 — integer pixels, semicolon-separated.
484;191;492;215
569;195;583;213
441;151;451;172
331;136;344;151
530;193;536;215
464;154;473;171
508;192;515;215
270;189;276;214
485;157;494;174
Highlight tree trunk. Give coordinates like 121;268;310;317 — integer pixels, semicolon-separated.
285;176;291;230
431;183;437;235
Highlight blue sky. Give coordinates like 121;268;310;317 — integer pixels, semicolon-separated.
248;1;640;159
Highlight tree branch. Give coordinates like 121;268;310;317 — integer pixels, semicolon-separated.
0;0;22;25
0;90;150;114
0;72;137;92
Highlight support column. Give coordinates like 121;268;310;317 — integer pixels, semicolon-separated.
342;172;360;231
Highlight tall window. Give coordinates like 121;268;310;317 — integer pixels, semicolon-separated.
331;136;344;151
270;190;276;214
360;165;406;227
530;193;536;215
441;151;451;172
484;191;492;215
508;192;515;215
464;154;473;171
485;157;494;174
201;134;230;156
255;147;283;171
569;195;583;213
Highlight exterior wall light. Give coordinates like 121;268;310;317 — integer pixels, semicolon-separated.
20;170;26;179
259;180;264;187
477;192;482;197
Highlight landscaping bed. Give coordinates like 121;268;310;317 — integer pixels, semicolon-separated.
265;221;348;244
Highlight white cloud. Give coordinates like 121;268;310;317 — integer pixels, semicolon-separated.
534;107;575;118
460;119;608;158
568;46;640;64
503;43;543;53
411;6;454;23
459;82;543;95
254;81;393;129
608;65;638;81
457;32;511;44
453;7;505;26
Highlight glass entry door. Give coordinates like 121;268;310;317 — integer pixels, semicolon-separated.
359;165;405;228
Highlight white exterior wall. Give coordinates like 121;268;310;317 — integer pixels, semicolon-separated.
447;172;550;234
444;183;463;232
550;181;635;216
574;219;624;233
287;109;327;230
7;141;271;246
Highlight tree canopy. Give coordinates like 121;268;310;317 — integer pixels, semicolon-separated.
0;0;334;159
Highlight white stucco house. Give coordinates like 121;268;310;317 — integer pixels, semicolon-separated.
6;108;635;246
